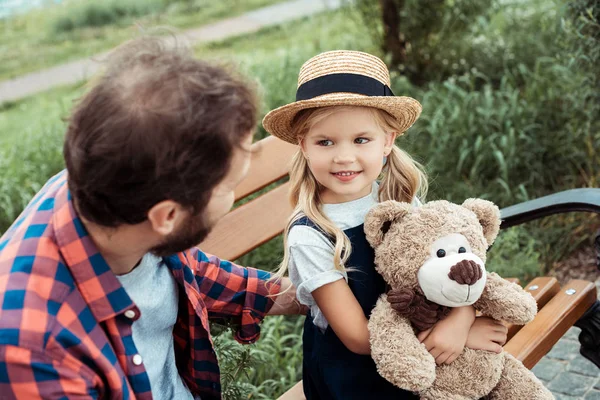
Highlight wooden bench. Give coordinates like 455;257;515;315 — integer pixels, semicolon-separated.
199;135;600;399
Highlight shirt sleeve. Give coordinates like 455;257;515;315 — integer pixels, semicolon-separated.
0;345;97;399
189;248;281;344
287;225;346;307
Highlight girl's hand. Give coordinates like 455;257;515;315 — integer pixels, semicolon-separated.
417;306;475;365
465;316;507;354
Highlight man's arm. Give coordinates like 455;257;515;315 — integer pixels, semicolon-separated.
190;248;282;343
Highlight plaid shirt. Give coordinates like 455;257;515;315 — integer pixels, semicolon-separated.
0;171;280;400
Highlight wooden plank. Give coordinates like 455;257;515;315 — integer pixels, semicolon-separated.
505;279;597;369
506;277;560;340
235;136;297;201
277;381;305;400
200;182;293;260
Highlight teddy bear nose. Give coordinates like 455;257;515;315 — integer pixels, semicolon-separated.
448;259;482;285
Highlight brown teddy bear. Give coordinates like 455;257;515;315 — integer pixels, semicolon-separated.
364;199;554;400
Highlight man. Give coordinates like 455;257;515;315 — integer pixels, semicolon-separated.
0;37;299;400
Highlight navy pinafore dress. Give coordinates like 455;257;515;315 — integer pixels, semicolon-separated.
294;217;418;400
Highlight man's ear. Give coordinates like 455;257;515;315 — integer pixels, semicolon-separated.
364;200;412;248
147;200;182;236
462;198;501;246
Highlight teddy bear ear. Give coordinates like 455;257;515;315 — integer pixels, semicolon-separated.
462;198;501;246
364;200;412;248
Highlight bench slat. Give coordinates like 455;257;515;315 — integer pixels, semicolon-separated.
200;182;292;260
235;136;297;201
506;277;560;340
504;279;597;369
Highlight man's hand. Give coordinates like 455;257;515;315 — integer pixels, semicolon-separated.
417;305;475;365
267;277;308;315
465;316;507;354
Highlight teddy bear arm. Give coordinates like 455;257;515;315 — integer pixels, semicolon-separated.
474;272;537;324
368;297;436;392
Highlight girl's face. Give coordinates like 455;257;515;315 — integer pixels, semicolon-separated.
301;107;396;204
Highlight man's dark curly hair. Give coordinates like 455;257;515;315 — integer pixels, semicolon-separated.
64;36;258;227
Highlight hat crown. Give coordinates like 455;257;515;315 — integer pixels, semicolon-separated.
297;50;391;88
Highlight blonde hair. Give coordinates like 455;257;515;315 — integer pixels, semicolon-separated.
272;106;428;284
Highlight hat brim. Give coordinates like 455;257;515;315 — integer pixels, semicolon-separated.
262;93;422;144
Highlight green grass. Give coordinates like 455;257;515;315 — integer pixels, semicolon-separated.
0;0;285;80
0;84;85;147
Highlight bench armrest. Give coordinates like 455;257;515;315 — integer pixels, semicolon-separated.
500;188;600;229
500;188;600;369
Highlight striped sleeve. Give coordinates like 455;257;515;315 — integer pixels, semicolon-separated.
0;345;98;399
191;248;281;344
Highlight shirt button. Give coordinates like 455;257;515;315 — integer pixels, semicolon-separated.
124;310;136;319
132;354;143;366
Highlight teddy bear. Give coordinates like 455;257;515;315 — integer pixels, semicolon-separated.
363;198;554;400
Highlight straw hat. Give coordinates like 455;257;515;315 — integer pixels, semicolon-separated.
262;50;422;144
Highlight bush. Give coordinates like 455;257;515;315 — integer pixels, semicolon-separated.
49;0;166;33
403;60;598;208
353;0;499;85
0;87;82;235
212;316;304;399
487;226;542;283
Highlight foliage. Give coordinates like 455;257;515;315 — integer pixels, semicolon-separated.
352;0;499;85
487;226;541;283
404;61;597;207
0;86;83;233
212;316;304;399
49;0;162;32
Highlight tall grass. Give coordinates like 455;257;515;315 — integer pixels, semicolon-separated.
49;0;165;33
0;85;83;232
213;316;305;399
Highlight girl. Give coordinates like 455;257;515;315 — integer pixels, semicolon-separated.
263;51;507;399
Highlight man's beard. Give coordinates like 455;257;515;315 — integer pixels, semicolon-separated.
150;211;212;257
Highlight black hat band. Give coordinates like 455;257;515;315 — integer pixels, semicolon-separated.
295;73;394;101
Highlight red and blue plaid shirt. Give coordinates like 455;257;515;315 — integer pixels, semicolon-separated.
0;170;280;399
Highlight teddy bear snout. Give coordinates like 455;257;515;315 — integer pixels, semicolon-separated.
447;259;482;285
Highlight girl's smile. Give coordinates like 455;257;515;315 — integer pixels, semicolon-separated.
331;170;362;182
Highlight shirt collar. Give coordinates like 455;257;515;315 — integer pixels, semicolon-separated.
52;179;136;322
321;182;379;230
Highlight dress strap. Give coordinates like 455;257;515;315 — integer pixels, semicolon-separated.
290;215;335;245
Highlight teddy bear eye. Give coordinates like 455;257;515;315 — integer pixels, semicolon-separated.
436;249;446;258
458;247;466;253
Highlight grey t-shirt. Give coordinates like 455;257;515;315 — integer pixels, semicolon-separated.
116;253;196;400
288;183;421;330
